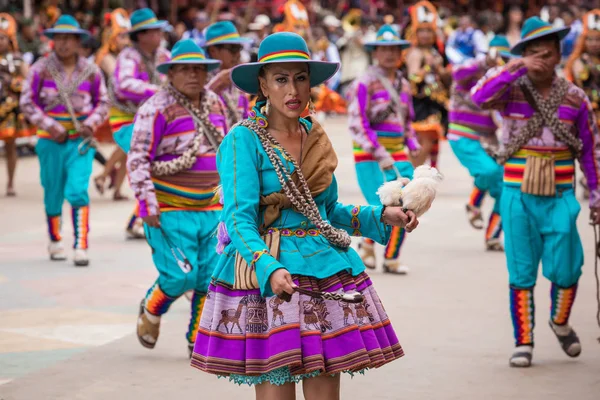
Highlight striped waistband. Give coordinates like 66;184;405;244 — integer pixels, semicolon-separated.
504;148;574;189
153;177;222;211
447;123;480;140
353;134;407;163
109;107;135;131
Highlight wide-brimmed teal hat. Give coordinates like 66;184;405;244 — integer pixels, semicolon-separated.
129;8;167;33
156;39;221;74
43;15;90;39
230;32;339;95
204;21;252;48
511;17;570;55
364;25;411;51
488;35;513;59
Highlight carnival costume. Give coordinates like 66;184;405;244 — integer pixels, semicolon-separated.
113;8;170;238
405;1;449;169
448;36;512;251
565;9;600;200
204;21;251;127
20;15;109;266
348;25;418;274
472;17;600;367
191;32;404;386
127;39;225;356
0;14;34;196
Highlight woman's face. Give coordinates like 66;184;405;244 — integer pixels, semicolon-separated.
416;27;434;47
585;32;600;56
115;32;130;52
373;45;402;69
509;8;523;25
259;62;311;120
0;34;10;54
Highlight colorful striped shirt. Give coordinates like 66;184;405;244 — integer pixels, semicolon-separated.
207;70;249;128
471;59;600;207
127;89;228;217
113;46;170;106
20;54;109;141
448;58;497;140
348;65;419;162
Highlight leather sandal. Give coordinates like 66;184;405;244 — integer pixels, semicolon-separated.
549;321;581;358
465;204;484;230
137;299;160;349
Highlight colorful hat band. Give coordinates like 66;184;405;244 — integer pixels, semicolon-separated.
53;24;79;30
258;50;310;63
132;17;158;31
523;25;554;39
172;52;206;61
376;34;401;41
491;46;510;53
205;32;241;46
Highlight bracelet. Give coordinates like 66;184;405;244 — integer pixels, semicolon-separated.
380;205;388;224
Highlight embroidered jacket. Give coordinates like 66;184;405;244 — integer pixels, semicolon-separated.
127;89;228;217
471;59;600;207
113;46;170;106
20;54;109;140
348;66;419;163
448;58;498;139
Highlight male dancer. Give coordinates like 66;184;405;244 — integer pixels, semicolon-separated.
472;17;600;368
114;8;170;239
448;36;512;251
204;21;251;127
21;15;108;266
348;25;419;274
128;39;227;357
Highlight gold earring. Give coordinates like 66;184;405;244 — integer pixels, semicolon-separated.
309;99;316;115
265;98;271;116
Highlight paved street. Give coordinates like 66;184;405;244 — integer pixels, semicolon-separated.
0;116;599;400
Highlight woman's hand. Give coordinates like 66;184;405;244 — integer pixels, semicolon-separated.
269;268;296;298
383;207;419;232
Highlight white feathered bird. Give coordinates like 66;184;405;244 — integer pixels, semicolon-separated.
376;165;443;217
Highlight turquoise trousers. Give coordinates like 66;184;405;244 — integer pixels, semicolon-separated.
449;137;503;213
36;138;95;215
355;160;414;206
501;187;583;288
144;210;221;297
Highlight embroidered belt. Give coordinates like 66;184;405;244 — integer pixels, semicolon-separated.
264;227;321;237
447;123;480;140
36;129;80;140
504;147;574;190
353;132;408;163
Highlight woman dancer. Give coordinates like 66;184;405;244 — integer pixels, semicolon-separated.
191;32;418;399
405;1;450;169
0;14;33;197
93;8;131;201
565;9;600;200
348;24;419;274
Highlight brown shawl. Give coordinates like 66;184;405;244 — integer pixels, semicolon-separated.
258;119;337;231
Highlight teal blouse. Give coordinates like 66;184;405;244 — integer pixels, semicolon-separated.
214;111;392;297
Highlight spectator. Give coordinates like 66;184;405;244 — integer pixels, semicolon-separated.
561;7;581;60
181;11;209;47
445;15;487;64
503;5;523;47
323;14;342;44
17;18;40;65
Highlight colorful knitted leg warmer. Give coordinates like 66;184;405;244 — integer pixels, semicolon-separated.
144;282;177;316
550;283;578;326
186;290;207;343
485;212;502;241
126;203;140;230
71;205;89;249
47;214;62;242
384;225;406;260
510;286;535;346
468;186;486;208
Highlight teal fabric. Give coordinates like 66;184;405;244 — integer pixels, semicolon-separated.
449;137;503;213
364;24;411;51
355;160;414;205
144;210;220;297
214;113;391;297
156;39;221;74
501;186;583;288
36;138;95;215
113;124;133;153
